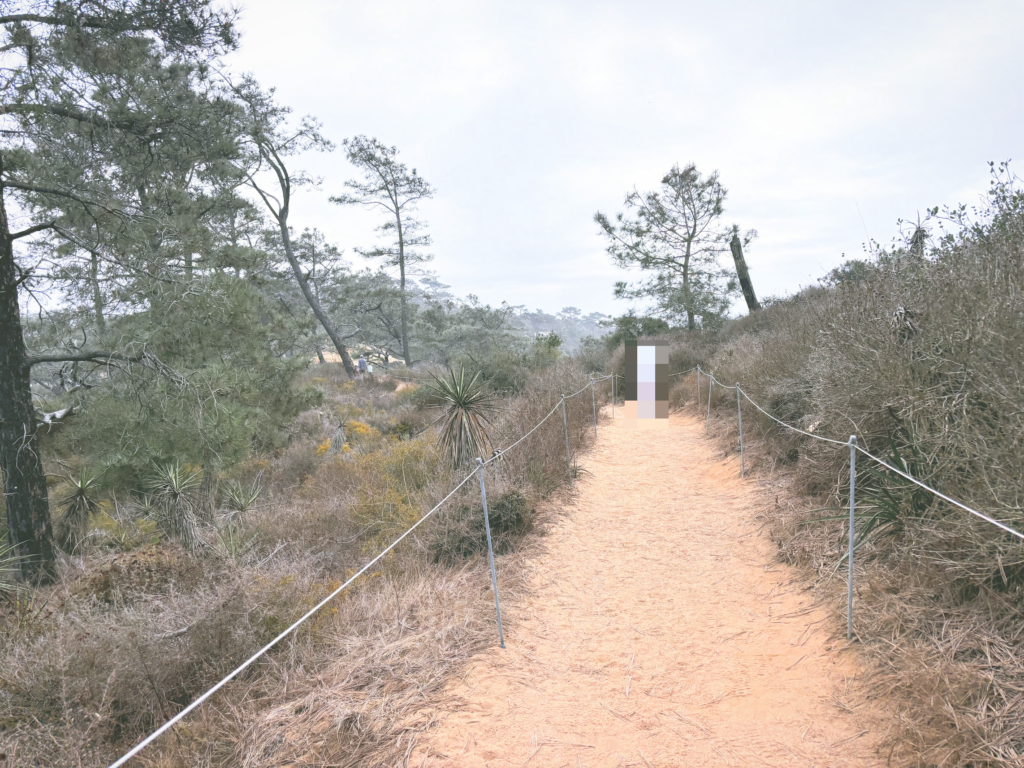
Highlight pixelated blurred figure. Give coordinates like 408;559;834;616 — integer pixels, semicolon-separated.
623;339;669;428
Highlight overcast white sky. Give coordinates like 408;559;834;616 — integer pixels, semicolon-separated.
227;0;1024;317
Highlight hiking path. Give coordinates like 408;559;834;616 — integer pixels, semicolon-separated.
414;410;884;767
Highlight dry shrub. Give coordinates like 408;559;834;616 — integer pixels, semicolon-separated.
346;438;450;550
271;442;320;490
296;362;352;392
1;359;603;766
699;178;1024;766
288;407;333;443
667;332;717;373
487;358;597;494
192;361;595;766
344;419;388;454
211;561;520;768
68;544;206;604
668;372;696;410
0;561;309;762
368;403;430;440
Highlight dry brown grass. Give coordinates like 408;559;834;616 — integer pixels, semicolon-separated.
487;360;601;494
190;556;536;768
0;358;596;767
682;181;1024;766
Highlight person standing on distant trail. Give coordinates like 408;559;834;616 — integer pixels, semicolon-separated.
358;355;367;377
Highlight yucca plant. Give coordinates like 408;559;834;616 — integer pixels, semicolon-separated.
808;432;935;569
55;467;104;554
216;477;262;560
569;456;592;480
135;493;161;521
0;541;30;599
216;519;258;561
221;478;263;524
429;367;497;468
147;462;203;550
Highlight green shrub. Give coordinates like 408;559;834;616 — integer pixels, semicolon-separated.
430;490;533;562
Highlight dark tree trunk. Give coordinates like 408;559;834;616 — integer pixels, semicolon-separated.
399;261;411;367
730;233;761;313
683;248;696;331
90;250;105;331
0;182;55;583
277;219;358;377
396;217;412;367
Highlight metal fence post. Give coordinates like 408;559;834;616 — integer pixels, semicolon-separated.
737;384;744;476
475;458;505;648
590;377;598;438
561;394;572;479
706;375;712;436
847;435;857;641
611;373;615;418
696;367;701;409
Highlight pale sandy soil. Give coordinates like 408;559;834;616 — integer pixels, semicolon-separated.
412;410;885;767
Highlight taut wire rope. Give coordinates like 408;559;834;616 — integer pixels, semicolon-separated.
697;367;1024;540
108;468;480;768
110;374;603;767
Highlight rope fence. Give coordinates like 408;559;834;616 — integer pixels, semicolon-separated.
108;375;605;767
688;365;1024;641
110;360;1012;763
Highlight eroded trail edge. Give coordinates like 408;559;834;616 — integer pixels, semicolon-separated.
415;412;883;767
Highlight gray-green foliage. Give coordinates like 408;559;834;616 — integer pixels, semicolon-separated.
411;294;585;392
595;163;745;330
431;490;532;562
512;307;611;353
278;228;409;364
1;0;242;579
233;79;364;377
415;296;525;369
46;274;320;484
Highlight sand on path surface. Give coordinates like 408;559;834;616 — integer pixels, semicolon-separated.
414;410;883;767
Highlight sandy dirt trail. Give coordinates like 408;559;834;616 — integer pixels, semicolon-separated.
414;410;883;767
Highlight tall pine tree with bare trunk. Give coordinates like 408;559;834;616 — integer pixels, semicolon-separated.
331;136;434;367
596;163;755;330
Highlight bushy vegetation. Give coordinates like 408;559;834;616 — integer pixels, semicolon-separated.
0;351;600;765
666;166;1024;767
4;4;1018;766
0;0;611;588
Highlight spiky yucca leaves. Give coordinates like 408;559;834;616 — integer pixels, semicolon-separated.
221;478;263;524
55;468;104;554
147;462;203;550
0;541;30;598
429;367;497;468
808;432;935;570
217;478;262;560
